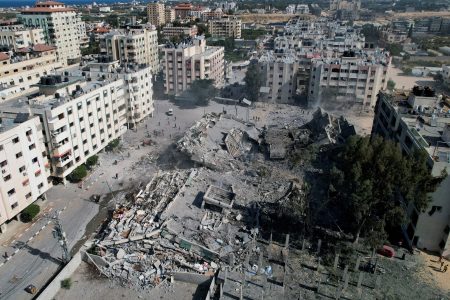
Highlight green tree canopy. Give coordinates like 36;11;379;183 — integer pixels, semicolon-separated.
387;79;396;91
330;135;444;246
244;61;263;102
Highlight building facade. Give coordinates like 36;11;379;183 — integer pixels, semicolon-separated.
0;26;45;50
147;1;166;26
99;25;159;73
208;16;241;39
162;24;198;39
165;8;176;24
0;45;62;102
174;3;193;19
19;1;83;65
372;90;450;256
162;36;224;95
0;115;52;232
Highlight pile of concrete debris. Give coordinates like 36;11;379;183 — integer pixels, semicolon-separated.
176;113;261;170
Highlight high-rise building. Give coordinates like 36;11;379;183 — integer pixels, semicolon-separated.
18;1;83;65
162;24;198;39
165;7;176;24
99;25;159;73
208;16;241;39
147;1;166;26
162;36;224;95
372;90;450;256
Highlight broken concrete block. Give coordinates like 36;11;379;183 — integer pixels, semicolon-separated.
116;249;126;259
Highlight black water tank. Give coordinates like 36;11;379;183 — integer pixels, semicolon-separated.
55;93;60;98
55;75;62;83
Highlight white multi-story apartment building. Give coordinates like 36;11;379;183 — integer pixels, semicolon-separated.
18;1;83;65
0;26;45;50
0;45;62;102
308;54;390;109
99;25;159;73
79;58;154;128
208;16;241;39
147;1;166;26
372;90;450;256
0;114;52;232
1;74;128;181
162;36;224;95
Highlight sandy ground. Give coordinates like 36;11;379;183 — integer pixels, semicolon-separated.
388;66;435;91
417;251;450;292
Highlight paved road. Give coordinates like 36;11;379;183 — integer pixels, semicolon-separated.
0;99;252;299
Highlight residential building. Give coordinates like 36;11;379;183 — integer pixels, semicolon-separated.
308;54;390;109
190;6;208;20
0;26;45;50
18;1;83;65
147;1;166;26
162;36;224;95
84;58;154;128
208;16;241;39
174;3;193;19
442;65;450;88
217;1;237;12
372;89;450;256
165;8;176;24
202;9;223;21
1;73;128;181
0;45;62;102
99;25;159;73
162;24;198;39
0;114;52;232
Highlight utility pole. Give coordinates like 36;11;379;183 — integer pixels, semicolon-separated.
49;211;70;264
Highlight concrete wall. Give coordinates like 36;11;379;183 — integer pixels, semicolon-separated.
171;272;212;284
36;251;82;300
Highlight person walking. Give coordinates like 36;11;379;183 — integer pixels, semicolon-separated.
444;264;448;273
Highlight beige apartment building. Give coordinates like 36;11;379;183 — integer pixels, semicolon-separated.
308;55;390;109
162;36;224;95
100;25;159;73
147;1;166;26
162;24;198;39
373;90;450;256
0;26;45;50
208;16;241;39
0;45;62;102
165;8;176;24
19;1;83;65
0;115;52;232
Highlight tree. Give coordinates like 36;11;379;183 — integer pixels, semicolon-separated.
86;155;99;167
360;24;381;44
21;204;40;223
244;61;263;102
187;79;217;105
105;14;119;28
329;135;444;246
387;79;396;91
69;165;87;182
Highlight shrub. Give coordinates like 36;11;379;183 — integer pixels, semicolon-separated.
21;204;40;223
68;165;87;182
105;139;120;152
86;155;99;167
61;278;72;289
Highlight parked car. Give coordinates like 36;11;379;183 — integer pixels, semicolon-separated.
377;245;395;258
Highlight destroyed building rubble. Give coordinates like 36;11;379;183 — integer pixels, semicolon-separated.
83;107;358;298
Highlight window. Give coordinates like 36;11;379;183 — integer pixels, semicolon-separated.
38;183;43;189
19;166;25;172
16;152;23;159
32;157;38;163
1;160;7;167
25;192;32;199
11;202;18;209
7;188;15;196
29;144;36;150
12;137;19;144
3;174;11;181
